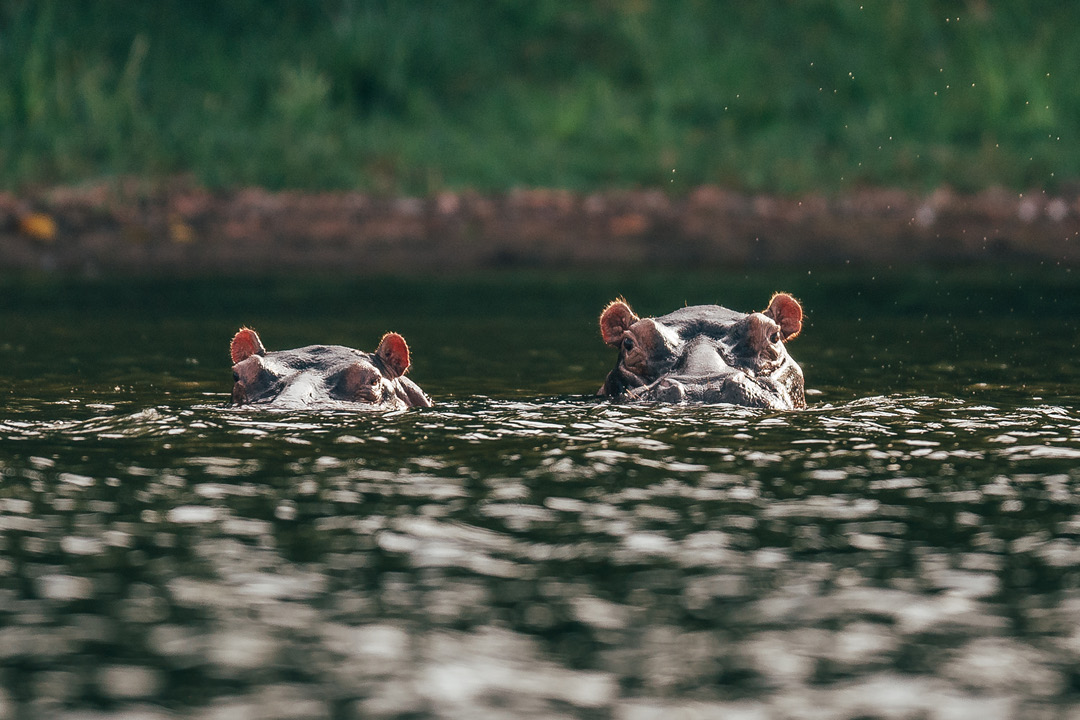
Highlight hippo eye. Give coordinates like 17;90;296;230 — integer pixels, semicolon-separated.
769;330;781;344
621;337;635;352
232;371;240;382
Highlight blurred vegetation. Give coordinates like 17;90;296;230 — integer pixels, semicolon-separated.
1;0;1078;194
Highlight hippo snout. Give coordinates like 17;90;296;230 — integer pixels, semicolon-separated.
680;340;729;378
651;378;688;403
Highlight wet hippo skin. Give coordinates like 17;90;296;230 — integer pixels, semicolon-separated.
598;293;806;409
229;328;432;410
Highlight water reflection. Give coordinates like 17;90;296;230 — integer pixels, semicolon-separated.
2;391;1080;717
2;269;1079;716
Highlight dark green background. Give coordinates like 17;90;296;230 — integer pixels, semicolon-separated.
2;1;1077;194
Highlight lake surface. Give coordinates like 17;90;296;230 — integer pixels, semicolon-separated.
1;268;1079;719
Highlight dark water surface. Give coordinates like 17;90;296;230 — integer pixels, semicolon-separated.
2;269;1080;719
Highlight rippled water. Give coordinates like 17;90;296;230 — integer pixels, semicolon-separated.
1;270;1079;719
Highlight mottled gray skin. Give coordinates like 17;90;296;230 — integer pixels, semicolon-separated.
598;294;806;410
230;329;431;410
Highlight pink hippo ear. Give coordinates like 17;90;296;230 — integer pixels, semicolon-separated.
376;332;411;378
231;327;266;363
600;299;640;346
763;293;803;341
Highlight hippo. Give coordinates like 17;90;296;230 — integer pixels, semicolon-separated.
229;328;432;409
598;293;806;409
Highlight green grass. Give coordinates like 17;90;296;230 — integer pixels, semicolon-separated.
1;1;1078;195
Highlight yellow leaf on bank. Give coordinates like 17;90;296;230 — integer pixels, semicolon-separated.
169;219;195;244
19;213;57;242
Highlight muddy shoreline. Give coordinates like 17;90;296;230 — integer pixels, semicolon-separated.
2;183;1079;274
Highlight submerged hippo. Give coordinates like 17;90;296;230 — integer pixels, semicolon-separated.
598;293;806;409
229;328;432;409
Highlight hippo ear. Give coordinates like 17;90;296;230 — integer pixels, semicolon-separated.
231;327;266;363
376;332;411;378
600;300;639;346
763;293;803;341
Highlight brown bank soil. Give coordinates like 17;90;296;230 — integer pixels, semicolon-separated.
2;180;1080;275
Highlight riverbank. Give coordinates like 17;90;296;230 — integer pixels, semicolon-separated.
2;183;1078;274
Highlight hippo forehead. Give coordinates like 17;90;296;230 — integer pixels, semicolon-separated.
262;345;378;374
651;305;749;338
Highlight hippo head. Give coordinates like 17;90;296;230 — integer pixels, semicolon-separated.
598;293;806;409
229;328;432;410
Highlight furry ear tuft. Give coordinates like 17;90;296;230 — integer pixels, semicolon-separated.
763;293;803;341
600;299;639;346
376;332;411;378
231;327;266;363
